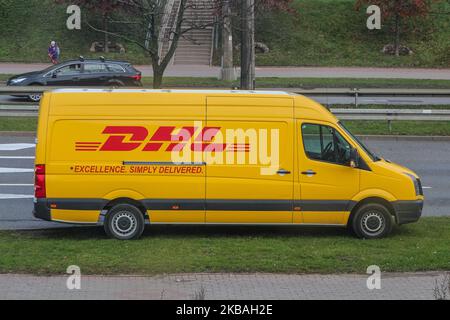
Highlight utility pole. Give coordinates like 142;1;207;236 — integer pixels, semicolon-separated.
221;0;236;81
240;0;255;90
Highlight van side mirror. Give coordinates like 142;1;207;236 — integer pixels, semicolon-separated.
349;148;360;168
52;72;57;78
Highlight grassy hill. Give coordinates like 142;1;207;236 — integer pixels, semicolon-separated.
255;0;450;67
0;0;448;67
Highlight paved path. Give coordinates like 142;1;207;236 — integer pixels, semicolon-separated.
0;63;449;79
0;135;448;230
0;272;447;300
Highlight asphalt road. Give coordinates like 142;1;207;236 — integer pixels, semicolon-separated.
1;63;450;79
0;135;448;230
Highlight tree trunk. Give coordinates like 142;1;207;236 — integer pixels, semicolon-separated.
152;63;164;89
104;13;109;53
394;13;400;57
240;0;255;90
221;0;236;81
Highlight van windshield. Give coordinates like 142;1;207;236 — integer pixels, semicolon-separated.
338;122;381;162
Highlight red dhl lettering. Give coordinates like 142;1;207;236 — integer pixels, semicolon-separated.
75;126;251;153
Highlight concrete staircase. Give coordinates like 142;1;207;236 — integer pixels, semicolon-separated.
160;0;215;66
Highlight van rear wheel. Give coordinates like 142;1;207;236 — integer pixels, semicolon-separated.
104;204;145;240
351;203;393;239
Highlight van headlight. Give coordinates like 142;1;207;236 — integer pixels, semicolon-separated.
405;173;423;196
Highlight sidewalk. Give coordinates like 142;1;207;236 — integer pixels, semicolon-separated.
0;63;449;80
0;272;447;300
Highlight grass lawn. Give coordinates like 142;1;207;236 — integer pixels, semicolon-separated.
342;120;450;136
0;117;37;132
0;218;449;275
142;77;450;89
1;117;449;136
0;1;448;68
1;74;450;89
1;75;450;89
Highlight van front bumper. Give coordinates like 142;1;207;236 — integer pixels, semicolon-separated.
392;200;424;225
33;199;52;222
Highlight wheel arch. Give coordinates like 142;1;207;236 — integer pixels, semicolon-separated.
103;198;147;218
349;197;397;226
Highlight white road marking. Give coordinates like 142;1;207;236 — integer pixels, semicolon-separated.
0;194;34;200
0;167;34;173
0;144;36;151
0;184;34;187
0;156;35;159
423;186;432;189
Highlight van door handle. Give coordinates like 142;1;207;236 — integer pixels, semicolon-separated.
301;170;317;176
277;169;291;176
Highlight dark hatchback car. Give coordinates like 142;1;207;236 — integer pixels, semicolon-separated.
7;57;142;101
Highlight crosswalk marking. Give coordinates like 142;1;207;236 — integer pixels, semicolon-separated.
0;168;34;173
0;144;36;151
0;156;35;159
0;194;34;200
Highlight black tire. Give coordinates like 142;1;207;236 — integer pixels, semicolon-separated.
108;80;125;89
28;84;43;102
351;203;393;239
104;204;145;240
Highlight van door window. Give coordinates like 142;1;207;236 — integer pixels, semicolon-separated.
301;123;352;165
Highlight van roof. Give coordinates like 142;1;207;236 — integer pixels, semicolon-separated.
51;89;295;96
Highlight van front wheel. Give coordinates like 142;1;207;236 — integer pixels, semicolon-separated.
351;203;393;239
104;204;145;240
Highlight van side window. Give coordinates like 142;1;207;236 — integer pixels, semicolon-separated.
302;123;352;165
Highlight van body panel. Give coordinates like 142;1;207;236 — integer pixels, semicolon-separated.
205;97;295;223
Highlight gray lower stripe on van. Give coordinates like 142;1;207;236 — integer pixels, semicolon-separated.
294;200;357;212
47;199;108;211
143;199;205;211
46;199;356;212
141;199;354;212
206;200;293;212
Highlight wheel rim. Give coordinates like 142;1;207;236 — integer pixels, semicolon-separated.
361;211;385;236
29;94;42;101
111;211;137;237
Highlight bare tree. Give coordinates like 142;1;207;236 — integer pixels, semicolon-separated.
78;0;217;88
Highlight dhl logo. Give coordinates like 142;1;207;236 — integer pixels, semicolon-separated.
75;126;251;153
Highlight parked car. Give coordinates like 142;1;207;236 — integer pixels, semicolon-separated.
6;57;142;102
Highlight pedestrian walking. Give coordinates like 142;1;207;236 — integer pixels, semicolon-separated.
48;41;60;64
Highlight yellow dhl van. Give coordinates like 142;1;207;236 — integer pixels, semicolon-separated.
33;89;424;240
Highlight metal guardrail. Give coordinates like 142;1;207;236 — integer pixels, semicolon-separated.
2;104;450;122
1;87;450;122
293;88;450;96
1;86;450;96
